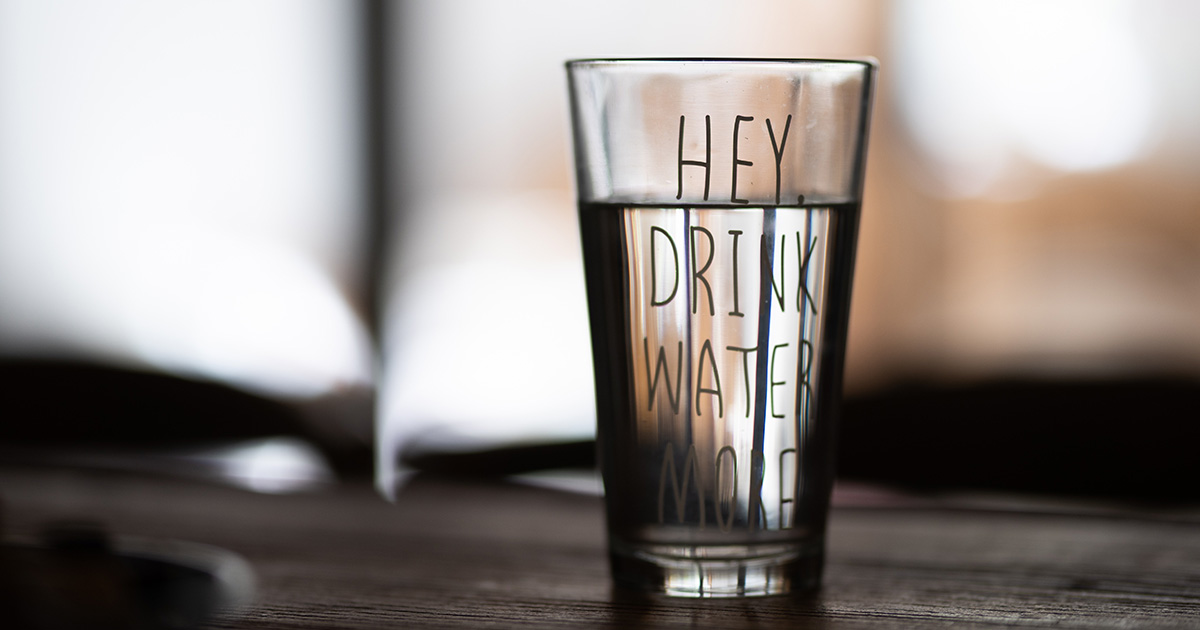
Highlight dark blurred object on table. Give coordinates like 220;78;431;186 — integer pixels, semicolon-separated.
839;377;1200;503
0;518;253;630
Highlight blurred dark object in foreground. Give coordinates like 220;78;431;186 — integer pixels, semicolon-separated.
0;520;253;630
838;377;1200;503
0;359;371;476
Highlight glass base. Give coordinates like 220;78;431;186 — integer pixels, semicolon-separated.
609;538;824;598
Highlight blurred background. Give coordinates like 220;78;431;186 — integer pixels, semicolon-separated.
2;0;1198;501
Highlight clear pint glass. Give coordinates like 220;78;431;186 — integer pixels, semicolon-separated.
567;59;875;597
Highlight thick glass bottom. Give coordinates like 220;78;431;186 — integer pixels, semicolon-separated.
609;537;824;598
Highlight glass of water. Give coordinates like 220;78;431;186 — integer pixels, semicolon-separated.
567;58;875;597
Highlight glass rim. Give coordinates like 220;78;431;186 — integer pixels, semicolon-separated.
565;57;877;69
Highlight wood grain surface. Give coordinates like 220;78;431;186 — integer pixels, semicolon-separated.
2;468;1198;629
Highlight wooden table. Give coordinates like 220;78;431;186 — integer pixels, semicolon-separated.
2;467;1199;628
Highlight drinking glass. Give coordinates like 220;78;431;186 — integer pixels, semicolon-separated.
567;58;875;597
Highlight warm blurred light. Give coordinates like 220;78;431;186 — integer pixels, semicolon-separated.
870;0;1200;385
0;0;370;399
894;0;1155;197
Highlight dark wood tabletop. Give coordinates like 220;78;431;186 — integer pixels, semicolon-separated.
2;466;1199;629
